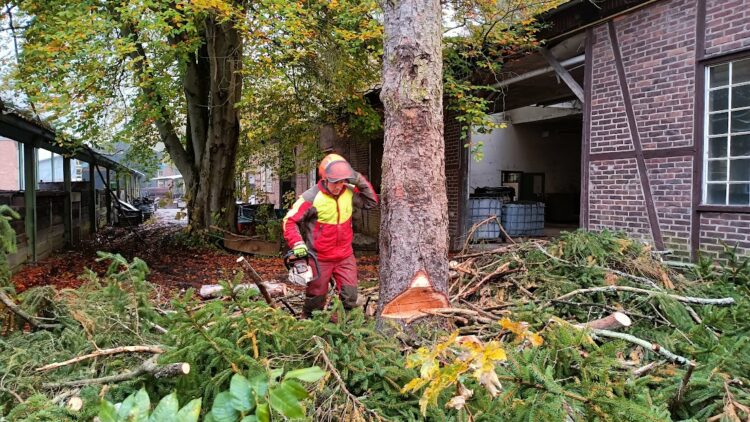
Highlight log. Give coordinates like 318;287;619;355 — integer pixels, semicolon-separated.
198;282;288;299
36;345;165;372
577;312;632;331
42;356;190;389
67;397;83;411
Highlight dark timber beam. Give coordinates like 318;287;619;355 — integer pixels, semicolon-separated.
106;168;112;224
89;163;96;234
539;47;585;103
690;0;707;261
23;143;37;262
608;21;665;251
63;157;72;246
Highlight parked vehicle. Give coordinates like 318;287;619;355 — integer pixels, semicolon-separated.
133;197;157;220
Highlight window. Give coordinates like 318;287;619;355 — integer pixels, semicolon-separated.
704;58;750;205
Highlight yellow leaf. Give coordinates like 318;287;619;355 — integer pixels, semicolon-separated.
401;377;429;394
529;333;544;347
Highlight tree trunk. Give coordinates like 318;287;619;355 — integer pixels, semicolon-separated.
376;0;449;327
188;16;243;230
158;15;242;231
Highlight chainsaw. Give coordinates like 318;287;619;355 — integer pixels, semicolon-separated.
283;249;320;286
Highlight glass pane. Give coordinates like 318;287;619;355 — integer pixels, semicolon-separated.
709;137;728;157
729;183;750;205
733;58;750;84
710;63;729;87
708;160;728;180
732;84;750;109
710;88;729;110
730;159;750;181
732;134;750;157
707;184;727;204
710;112;728;134
731;109;750;133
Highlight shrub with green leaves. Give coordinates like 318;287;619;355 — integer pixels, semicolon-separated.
99;389;201;422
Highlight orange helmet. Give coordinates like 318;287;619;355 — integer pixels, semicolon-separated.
318;154;354;182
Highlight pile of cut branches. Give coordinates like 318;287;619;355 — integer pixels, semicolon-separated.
430;229;750;420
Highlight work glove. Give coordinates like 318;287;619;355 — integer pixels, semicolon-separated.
292;242;308;258
348;171;363;186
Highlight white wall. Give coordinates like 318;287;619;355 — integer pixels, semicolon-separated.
469;116;582;195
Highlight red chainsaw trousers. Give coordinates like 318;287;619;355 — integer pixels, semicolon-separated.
302;254;358;317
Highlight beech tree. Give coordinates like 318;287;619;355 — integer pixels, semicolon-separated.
9;0;381;230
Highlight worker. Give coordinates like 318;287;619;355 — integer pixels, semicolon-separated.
283;154;379;318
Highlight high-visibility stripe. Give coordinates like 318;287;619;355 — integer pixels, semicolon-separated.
312;188;353;224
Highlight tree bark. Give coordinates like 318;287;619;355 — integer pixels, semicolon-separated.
376;0;448;327
124;7;242;232
190;15;242;230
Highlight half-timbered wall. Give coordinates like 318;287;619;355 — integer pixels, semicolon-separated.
585;0;750;261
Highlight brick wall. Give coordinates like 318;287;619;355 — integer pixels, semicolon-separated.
444;108;465;251
0;138;20;190
704;0;750;56
586;0;750;260
700;213;750;259
616;0;695;150
645;156;693;259
590;25;633;154
588;158;653;241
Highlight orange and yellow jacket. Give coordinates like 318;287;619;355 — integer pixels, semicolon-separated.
283;173;378;262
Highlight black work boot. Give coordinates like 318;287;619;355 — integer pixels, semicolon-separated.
301;295;327;319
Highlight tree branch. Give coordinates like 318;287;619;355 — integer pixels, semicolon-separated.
548;286;735;307
36;345;165;372
42;356;189;389
589;329;692;366
0;290;61;330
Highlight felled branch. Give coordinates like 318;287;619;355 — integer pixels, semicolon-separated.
549;286;735;307
42;356;190;389
533;243;661;289
576;312;632;331
236;257;276;307
199;282;287;299
313;336;384;421
0;290;61;330
457;262;512;300
36;345;165;372
411;308;496;325
589;329;692;366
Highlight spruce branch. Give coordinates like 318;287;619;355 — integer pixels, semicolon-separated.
0;290;61;330
36;345;165;372
42;356;189;389
547;286;735;307
589;329;693;366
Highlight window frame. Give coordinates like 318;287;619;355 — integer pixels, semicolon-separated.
702;57;750;206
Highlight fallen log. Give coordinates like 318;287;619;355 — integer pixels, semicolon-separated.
42;356;190;389
576;312;632;331
36;345;165;372
549;286;735;307
198;282;288;299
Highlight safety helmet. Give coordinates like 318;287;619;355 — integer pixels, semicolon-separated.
318;154;354;182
